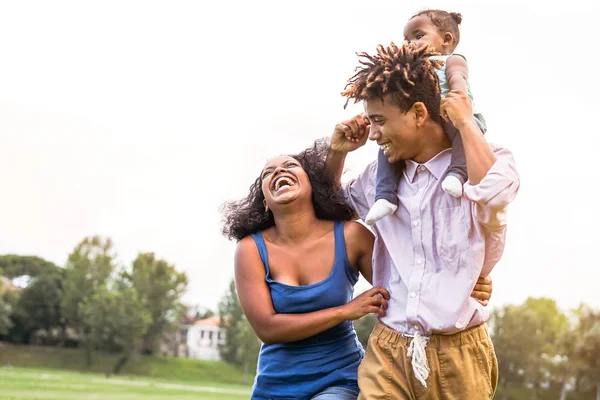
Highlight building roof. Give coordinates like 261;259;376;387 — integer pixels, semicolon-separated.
194;315;220;327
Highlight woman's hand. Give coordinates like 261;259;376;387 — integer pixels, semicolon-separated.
342;286;390;320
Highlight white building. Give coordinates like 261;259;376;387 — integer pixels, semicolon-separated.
186;316;225;361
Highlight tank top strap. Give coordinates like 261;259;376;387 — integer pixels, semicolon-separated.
333;221;360;285
333;221;347;260
250;232;271;278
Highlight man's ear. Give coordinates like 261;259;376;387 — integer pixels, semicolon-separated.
412;102;429;127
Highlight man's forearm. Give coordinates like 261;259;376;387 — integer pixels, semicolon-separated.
457;120;496;185
325;147;348;187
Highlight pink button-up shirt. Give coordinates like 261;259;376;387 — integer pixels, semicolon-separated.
343;145;520;335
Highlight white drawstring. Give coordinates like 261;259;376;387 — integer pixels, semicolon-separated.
406;331;430;388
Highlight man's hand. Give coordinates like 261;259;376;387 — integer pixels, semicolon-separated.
331;114;370;153
470;276;493;307
440;90;474;131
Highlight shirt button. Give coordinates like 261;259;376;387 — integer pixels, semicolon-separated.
410;292;416;298
412;220;419;226
419;165;426;171
414;325;419;330
416;259;422;265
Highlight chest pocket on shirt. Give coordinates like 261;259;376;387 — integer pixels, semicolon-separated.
435;206;470;261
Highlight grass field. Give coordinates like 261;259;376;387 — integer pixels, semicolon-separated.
0;367;251;400
0;344;252;385
2;344;596;400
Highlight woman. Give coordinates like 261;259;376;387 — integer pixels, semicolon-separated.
221;140;492;400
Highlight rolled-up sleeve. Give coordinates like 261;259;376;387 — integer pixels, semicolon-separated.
464;146;520;230
342;161;377;221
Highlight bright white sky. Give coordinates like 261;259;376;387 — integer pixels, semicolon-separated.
1;0;599;313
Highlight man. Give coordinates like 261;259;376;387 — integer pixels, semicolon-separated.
327;42;520;399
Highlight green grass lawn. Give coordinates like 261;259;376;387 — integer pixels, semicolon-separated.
3;366;597;400
0;344;252;385
0;366;251;400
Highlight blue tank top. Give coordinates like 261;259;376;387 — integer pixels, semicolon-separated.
250;221;364;400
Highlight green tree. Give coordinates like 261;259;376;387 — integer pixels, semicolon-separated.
125;253;188;354
550;305;598;400
195;308;215;320
61;236;115;365
521;297;569;397
218;279;261;383
1;289;21;342
0;256;62;343
17;269;65;333
235;315;261;384
6;268;66;344
0;255;60;280
574;306;600;400
0;269;14;335
218;279;246;365
491;304;529;399
82;284;151;376
0;297;11;335
0;295;12;335
553;326;577;400
492;298;569;400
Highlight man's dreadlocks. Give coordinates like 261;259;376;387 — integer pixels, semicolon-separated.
342;42;444;123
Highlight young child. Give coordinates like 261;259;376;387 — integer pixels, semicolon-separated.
364;9;487;225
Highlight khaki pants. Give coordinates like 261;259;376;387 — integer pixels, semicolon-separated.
357;322;498;400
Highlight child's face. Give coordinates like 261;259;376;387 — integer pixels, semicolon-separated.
403;16;452;54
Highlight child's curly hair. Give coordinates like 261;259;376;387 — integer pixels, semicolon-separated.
411;9;463;48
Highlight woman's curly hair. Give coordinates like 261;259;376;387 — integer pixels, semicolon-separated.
220;138;355;241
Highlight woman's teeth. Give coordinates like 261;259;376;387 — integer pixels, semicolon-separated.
274;177;294;191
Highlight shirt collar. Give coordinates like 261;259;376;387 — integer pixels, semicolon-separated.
404;148;452;183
